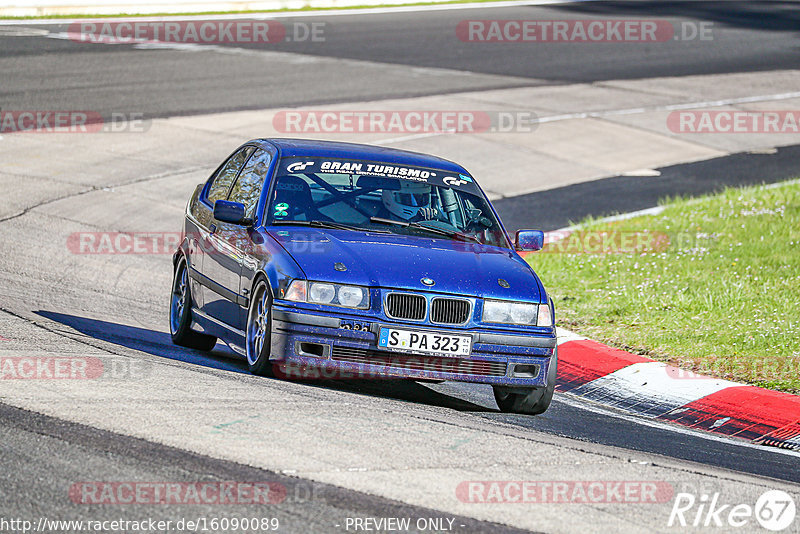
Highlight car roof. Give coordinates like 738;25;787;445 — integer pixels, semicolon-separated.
254;138;471;175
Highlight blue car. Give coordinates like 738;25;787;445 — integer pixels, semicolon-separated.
170;138;557;414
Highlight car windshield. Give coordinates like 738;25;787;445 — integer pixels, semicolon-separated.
266;157;510;248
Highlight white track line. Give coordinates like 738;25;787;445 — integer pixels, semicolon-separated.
346;91;800;147
557;392;800;459
570;361;745;416
532;91;800;124
553;176;800;233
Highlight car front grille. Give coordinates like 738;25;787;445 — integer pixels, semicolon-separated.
385;293;426;321
331;346;507;377
431;298;471;325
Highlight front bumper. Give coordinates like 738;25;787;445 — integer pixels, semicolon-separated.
269;304;556;386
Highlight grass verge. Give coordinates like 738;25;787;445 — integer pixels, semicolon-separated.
527;180;800;394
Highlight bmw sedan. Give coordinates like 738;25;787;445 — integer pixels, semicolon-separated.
170;138;557;414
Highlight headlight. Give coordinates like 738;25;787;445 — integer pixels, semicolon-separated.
284;280;369;310
483;300;550;326
309;283;336;304
337;285;367;308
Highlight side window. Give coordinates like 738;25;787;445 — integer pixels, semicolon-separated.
228;148;272;219
206;146;255;205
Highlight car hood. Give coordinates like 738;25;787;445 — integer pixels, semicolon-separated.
266;228;543;302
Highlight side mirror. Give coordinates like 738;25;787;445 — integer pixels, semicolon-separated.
515;230;544;251
213;200;251;226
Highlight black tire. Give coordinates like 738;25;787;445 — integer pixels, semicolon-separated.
246;279;275;377
494;346;558;415
169;258;217;351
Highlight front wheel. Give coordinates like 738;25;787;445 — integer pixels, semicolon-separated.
246;279;274;376
169;258;217;351
493;346;558;415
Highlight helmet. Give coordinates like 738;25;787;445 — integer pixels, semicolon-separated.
381;181;431;220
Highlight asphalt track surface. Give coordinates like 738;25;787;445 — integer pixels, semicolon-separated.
0;403;529;534
1;1;799;118
2;1;800;531
496;144;800;232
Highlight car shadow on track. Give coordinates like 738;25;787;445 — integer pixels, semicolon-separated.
290;376;494;413
35;310;492;413
36;310;249;374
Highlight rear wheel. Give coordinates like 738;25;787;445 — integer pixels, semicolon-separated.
169;258;217;351
493;346;557;415
246;279;275;376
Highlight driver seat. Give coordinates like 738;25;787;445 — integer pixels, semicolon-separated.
270;175;324;221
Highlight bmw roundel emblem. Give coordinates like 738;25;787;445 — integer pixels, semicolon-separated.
421;277;435;286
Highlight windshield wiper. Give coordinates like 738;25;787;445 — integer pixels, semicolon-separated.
369;217;480;243
272;219;389;233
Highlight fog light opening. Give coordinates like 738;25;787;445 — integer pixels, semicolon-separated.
298;342;327;358
511;364;540;378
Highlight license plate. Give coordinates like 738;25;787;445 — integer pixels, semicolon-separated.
378;328;471;357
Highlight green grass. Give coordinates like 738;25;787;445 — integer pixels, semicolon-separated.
0;0;511;20
528;180;800;394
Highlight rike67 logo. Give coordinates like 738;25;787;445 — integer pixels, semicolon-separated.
669;490;796;531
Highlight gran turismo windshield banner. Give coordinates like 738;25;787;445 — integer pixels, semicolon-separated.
279;157;481;194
